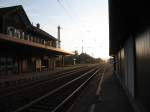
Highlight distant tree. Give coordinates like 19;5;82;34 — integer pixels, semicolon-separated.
64;52;103;65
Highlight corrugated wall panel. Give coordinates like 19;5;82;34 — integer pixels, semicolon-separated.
124;37;135;97
135;30;150;111
120;48;125;83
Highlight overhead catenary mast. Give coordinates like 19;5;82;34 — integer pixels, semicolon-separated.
82;40;84;53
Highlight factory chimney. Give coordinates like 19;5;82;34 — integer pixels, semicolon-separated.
57;25;61;48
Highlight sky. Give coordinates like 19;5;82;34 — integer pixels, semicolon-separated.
0;0;109;59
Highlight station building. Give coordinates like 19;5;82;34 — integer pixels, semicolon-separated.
0;5;71;75
109;0;150;111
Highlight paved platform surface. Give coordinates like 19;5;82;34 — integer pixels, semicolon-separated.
68;63;134;112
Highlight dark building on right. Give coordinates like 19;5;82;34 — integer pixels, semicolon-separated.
109;0;150;112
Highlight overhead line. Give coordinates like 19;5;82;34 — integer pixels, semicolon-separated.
57;0;90;33
57;0;78;25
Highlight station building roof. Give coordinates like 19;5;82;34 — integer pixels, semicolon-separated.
0;5;57;41
0;5;72;55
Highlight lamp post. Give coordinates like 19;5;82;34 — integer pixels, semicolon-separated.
73;58;76;65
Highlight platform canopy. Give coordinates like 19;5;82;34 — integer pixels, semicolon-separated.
0;33;73;56
109;0;150;55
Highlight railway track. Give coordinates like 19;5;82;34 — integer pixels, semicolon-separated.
0;66;89;96
0;66;89;94
0;65;100;112
14;66;102;112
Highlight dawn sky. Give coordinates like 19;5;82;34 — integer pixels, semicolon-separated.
0;0;109;59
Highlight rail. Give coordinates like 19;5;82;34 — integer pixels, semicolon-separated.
13;66;101;112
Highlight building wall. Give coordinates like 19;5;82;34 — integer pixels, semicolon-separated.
0;57;13;74
114;32;150;111
0;17;3;33
120;48;125;83
109;0;150;111
124;37;135;97
135;30;150;110
0;10;57;48
115;37;135;97
0;6;67;75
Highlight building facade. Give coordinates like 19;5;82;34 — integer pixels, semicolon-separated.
109;0;150;112
0;5;71;75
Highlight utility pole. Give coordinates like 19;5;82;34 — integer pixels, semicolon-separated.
57;25;62;48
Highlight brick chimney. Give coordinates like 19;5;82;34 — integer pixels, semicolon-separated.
36;23;40;28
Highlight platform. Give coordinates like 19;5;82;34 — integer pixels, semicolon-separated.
68;63;134;112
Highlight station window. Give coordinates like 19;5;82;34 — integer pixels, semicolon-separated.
45;40;48;45
43;39;45;44
41;39;45;44
33;37;35;42
7;26;14;36
21;32;25;39
24;34;28;40
28;35;30;41
37;37;40;43
16;29;21;38
30;36;33;42
14;29;17;37
0;58;6;66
